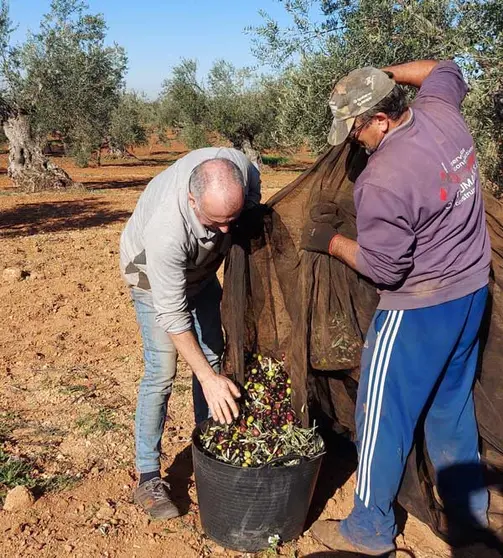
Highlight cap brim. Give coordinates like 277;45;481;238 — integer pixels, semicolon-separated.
327;116;355;146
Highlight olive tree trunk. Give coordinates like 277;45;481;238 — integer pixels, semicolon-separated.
3;112;75;192
239;138;262;168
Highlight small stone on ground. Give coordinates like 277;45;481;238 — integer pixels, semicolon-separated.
3;485;35;511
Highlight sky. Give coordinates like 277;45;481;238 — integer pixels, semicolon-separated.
9;0;299;98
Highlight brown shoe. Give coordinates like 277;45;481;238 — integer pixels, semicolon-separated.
310;520;395;556
134;478;181;520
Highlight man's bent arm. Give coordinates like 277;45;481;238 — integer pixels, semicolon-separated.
329;234;361;272
169;329;216;384
382;60;438;88
169;330;240;424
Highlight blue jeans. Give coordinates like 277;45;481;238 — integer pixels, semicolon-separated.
132;277;224;474
340;287;489;552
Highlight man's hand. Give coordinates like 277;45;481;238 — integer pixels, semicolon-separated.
381;60;438;88
301;202;342;255
200;372;241;425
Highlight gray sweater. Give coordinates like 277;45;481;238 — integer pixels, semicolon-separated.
119;147;261;333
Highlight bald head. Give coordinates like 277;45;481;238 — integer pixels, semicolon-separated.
188;158;245;232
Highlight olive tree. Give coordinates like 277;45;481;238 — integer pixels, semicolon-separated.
158;59;280;163
206;60;279;164
159;58;210;149
107;91;148;159
0;0;127;190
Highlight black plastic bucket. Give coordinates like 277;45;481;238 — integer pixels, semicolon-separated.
192;421;323;552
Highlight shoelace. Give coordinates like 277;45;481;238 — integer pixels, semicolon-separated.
150;479;172;502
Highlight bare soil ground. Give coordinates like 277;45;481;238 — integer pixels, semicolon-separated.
0;139;478;557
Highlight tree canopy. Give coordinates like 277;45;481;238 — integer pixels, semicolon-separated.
108;91;149;158
159;58;280;162
250;0;503;189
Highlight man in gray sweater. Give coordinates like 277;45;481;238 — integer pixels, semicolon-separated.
120;147;261;519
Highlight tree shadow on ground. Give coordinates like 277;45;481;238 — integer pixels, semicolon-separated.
164;445;193;515
99;155;181;168
269;162;312;173
0;199;131;238
145;148;183;156
41;140;185;163
84;178;150;191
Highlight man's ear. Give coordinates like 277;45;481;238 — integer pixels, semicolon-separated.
374;112;389;133
188;192;197;210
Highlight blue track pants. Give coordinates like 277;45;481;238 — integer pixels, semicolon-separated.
340;286;489;553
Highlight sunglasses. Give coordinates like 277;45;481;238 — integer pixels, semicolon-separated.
348;117;373;142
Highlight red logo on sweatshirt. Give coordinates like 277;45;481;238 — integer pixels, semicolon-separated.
440;170;461;184
440;187;448;201
467;152;476;170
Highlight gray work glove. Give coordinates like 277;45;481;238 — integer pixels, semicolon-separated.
301;202;342;255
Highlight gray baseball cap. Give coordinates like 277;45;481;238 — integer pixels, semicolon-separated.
327;67;396;146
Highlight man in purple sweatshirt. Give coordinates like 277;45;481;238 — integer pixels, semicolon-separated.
302;60;491;555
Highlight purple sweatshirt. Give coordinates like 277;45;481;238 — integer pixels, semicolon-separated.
354;61;491;310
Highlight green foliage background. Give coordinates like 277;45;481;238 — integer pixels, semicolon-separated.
0;0;501;190
159;58;280;155
250;0;503;191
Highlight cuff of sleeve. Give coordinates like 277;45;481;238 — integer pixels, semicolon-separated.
355;247;377;281
328;234;340;255
156;312;193;335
